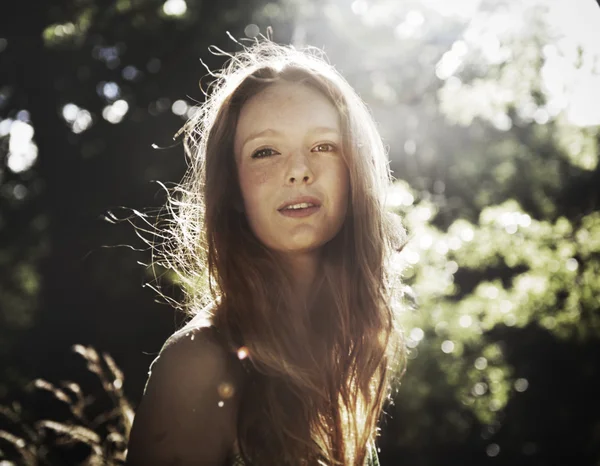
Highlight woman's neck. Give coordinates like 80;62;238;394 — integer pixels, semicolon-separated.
279;249;322;305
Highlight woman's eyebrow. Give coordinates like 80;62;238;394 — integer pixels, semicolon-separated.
242;126;340;150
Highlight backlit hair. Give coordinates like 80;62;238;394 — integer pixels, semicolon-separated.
155;38;407;466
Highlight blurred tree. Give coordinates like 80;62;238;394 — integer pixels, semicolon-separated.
0;0;275;405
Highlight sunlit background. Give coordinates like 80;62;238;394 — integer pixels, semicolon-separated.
1;0;600;464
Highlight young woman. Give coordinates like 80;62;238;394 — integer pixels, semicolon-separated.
126;39;407;466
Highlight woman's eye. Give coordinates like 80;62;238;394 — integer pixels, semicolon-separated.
251;148;277;159
313;143;336;153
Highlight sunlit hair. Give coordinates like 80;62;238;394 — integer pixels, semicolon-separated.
155;38;407;466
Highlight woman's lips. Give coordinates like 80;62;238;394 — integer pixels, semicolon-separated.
278;206;321;218
277;195;321;211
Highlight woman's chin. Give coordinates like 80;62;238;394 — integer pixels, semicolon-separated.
272;240;325;255
282;244;322;254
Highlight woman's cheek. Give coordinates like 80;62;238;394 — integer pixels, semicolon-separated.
240;172;273;214
249;159;281;185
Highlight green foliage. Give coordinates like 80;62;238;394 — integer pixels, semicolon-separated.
390;178;600;429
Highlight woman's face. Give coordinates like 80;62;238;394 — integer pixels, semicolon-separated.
233;81;349;256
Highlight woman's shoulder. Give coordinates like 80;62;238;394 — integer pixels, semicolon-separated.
155;315;244;381
163;315;220;354
139;308;247;399
128;318;246;465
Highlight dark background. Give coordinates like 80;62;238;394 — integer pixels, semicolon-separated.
1;0;600;464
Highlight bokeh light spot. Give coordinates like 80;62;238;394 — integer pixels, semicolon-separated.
237;347;249;360
514;378;529;392
472;382;487;396
386;184;414;208
13;184;27;200
441;340;455;353
218;382;235;399
474;357;488;370
565;258;578;271
73;110;93;134
244;24;260;38
409;327;424;342
122;65;141;81
460;227;474;242
7;120;37;173
171;99;188;116
446;260;459;274
163;0;187;16
102;82;120;101
16;110;30;122
102;99;129;124
503;314;516;326
459;315;472;328
0;118;12;137
62;103;79;123
499;300;513;313
486;443;500;457
404;248;420;265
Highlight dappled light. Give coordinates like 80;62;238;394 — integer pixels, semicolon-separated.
102;99;129;124
62;103;94;133
1;0;600;464
5;120;37;174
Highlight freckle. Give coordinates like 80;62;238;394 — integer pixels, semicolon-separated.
255;169;269;184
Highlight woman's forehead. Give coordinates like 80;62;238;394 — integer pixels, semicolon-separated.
234;82;341;144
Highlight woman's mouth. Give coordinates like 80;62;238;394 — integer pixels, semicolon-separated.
277;196;322;218
278;204;321;218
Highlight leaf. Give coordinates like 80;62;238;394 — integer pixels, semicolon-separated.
102;353;124;391
33;379;72;404
0;429;26;449
36;420;101;446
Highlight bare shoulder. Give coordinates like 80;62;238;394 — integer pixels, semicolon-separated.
126;322;246;466
145;324;236;382
144;322;248;408
163;322;235;368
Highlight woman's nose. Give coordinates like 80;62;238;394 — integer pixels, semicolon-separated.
285;151;314;185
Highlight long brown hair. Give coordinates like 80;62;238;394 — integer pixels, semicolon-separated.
155;39;407;466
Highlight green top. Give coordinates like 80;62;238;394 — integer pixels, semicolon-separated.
228;441;381;466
